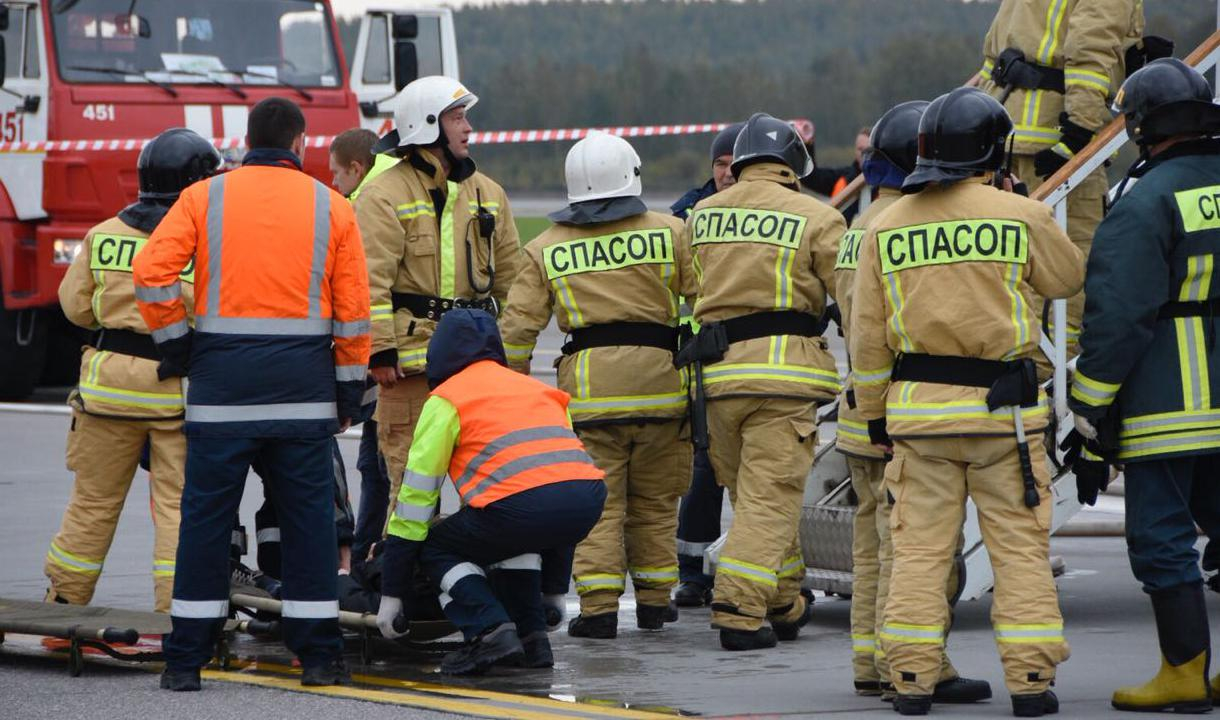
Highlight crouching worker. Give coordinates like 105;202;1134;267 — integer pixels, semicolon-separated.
376;309;606;675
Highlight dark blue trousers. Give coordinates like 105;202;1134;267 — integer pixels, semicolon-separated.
676;447;721;586
166;436;341;671
352;420;389;571
1125;452;1220;592
420;480;605;641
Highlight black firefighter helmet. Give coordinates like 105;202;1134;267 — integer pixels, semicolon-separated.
730;112;814;179
137;128;222;204
903;87;1012;194
864;100;930;175
1115;57;1220;147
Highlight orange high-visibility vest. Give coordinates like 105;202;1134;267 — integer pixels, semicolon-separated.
433;360;604;508
831;174;848;198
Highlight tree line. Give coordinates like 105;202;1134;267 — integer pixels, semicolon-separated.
340;0;1215;195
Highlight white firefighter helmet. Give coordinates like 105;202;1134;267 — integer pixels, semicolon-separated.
393;76;478;148
564;132;642;203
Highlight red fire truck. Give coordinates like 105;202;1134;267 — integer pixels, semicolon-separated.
0;0;459;398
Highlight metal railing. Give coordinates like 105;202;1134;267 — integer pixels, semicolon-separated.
829;28;1220;426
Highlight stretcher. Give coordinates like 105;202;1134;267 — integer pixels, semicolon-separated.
229;586;458;663
0;597;274;676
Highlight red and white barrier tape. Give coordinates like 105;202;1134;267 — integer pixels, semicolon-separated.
0;119;815;153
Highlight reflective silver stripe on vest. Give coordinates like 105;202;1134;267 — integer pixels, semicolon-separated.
256;528;281;544
281;599;339;619
172;599;229;618
336;364;367;382
461;449;592;504
487;553;542;571
676;539;711;557
134;281;181;303
308;182;331;318
152;319;190;344
404;470;444;493
454;425;578;490
205;174;226;319
333;319;370;337
439;562;485;593
186;401;337;423
195;316;332;336
361;385;379;406
394;500;435;523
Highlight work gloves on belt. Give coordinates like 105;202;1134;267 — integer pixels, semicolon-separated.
1059;426;1112;506
1034;113;1095;178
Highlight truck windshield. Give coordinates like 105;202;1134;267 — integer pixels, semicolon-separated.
51;0;341;88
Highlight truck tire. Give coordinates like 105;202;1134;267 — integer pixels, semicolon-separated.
0;280;49;400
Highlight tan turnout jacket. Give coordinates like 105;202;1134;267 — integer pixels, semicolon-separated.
849;177;1084;438
500;210;696;425
978;0;1144;154
58;217;193;419
356;149;521;373
683;162;846;402
834;188;902;459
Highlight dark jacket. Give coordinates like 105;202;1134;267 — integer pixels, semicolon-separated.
802;161;861;222
670;179;717;220
1070;139;1220;462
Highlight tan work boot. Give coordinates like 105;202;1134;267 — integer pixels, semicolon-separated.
1112;652;1211;712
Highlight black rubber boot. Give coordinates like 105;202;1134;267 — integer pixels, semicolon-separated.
932;676;992;703
441;623;525;676
517;631;554;669
301;658;352;686
567;612;618;639
160;668;201;692
1012;689;1058;717
893;694;932;715
674;582;712;608
719;626;777;651
770;592;813;642
637;602;678;630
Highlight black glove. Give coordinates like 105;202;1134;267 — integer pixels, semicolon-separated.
1033;113;1094;178
1059;429;1111;506
867;417;891;447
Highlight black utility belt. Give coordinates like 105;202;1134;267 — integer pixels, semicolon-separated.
675;310;827;368
391;292;497;321
561;322;678;356
993;48;1065;93
891;352;1038;409
91;328;159;362
1159;297;1220;319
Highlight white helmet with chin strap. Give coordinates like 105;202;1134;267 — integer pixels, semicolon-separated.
393;76;478;148
564;131;642;203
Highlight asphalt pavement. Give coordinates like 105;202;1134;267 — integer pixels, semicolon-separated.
0;320;1190;720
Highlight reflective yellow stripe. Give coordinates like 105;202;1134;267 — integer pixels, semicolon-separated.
853;365;893;387
887;396;1049;422
852;633;876;652
1037;0;1069;63
440;181;459;299
880;622;944;645
396;201;435;219
1012;125;1060;146
777;554;804;578
1071;370;1121;407
838;417;870;441
47;542;103;573
552;276;584;327
503;342;533;362
980;59;994;81
1121;409;1220;438
883;271;915;352
90;269;105;322
1065;69;1110;93
995;622;1064;644
774;247;794;308
1003;262;1028;358
574;573;626;593
78;382;184;410
718;556;778;588
703;362;841;392
1120;428;1220;460
370;303;393;321
154;560;176;577
399;347;427;370
629;565;679;582
569;392;686;415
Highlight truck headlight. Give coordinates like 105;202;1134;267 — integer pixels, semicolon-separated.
53;239;83;265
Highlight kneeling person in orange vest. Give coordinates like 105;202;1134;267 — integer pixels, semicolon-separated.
377;309;607;675
46;128;221;613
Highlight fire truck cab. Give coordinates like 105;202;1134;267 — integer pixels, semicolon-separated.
0;0;457;398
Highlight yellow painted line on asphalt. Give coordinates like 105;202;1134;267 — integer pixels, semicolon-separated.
205;660;670;719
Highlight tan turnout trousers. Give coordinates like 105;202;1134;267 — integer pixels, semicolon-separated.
377;374;432;534
881;436;1069;696
46;411;185;612
572;420;692;614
